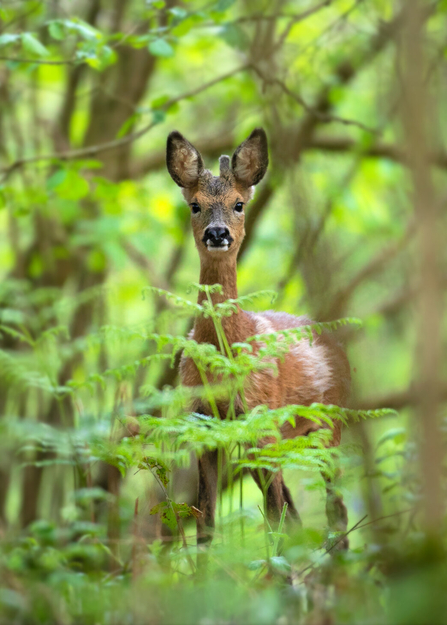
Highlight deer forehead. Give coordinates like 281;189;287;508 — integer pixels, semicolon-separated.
183;174;253;206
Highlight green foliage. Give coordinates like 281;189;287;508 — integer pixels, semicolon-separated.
0;0;446;623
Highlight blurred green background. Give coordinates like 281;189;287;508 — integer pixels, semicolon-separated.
0;0;446;623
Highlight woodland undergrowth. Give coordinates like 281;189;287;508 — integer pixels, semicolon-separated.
0;283;441;625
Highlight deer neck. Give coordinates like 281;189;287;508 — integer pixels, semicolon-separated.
195;253;246;348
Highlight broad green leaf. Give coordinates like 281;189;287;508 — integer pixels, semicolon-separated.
169;7;187;19
46;170;67;191
151;95;170;109
149;38;174;58
48;21;65;40
218;23;250;50
0;34;20;47
53;170;89;201
21;33;50;57
64;18;99;41
377;427;407;448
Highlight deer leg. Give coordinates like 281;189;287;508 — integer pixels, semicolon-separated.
252;469;301;528
322;469;349;550
197;450;218;546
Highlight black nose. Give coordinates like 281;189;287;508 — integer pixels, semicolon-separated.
204;226;230;245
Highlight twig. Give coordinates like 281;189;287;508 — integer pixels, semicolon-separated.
353;384;447;413
0;56;75;65
307;135;447;170
250;65;378;134
274;0;334;51
296;514;368;579
354;507;415;532
235;2;333;25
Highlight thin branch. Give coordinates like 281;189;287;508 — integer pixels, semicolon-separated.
251;65;378;134
0;56;75;65
0;64;248;181
297;507;415;579
354;508;416;532
308;135;447;170
353;384;447;413
274;0;334;51
235;1;333;25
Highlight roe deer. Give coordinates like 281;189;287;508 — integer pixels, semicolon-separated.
166;128;351;550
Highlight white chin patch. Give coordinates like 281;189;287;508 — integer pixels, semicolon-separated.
207;244;229;252
206;238;229;252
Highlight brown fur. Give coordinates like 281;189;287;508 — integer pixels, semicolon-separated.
166;129;351;548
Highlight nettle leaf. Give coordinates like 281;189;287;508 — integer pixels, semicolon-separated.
139;456;171;486
150;501;192;531
269;556;291;575
149;38;174;57
21;33;50;57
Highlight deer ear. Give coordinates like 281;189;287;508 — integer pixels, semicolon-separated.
166;131;204;188
231;128;268;186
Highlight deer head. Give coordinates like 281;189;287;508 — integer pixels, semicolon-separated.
166;129;268;258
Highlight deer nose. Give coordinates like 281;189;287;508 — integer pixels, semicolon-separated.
204;226;230;245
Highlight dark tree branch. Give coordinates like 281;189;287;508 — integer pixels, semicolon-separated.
353;385;447;412
251;66;378;134
307;135;447;170
235;1;333;25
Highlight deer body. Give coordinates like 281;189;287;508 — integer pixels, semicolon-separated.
166;129;350;547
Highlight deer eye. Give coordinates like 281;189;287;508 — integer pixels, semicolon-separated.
234;202;244;212
190;203;201;214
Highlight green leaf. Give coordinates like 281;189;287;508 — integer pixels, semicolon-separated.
150;501;192;531
139;457;171;487
152;109;166;124
63;18;99;41
48;21;65;40
117;112;140;138
52;170;89;201
269;556;291;574
218;23;250;51
377;427;407;448
21;33;50;57
215;0;236;11
149;38;174;58
0;34;20;47
248;559;266;571
169;7;187;19
151;95;170;109
46;169;67;191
